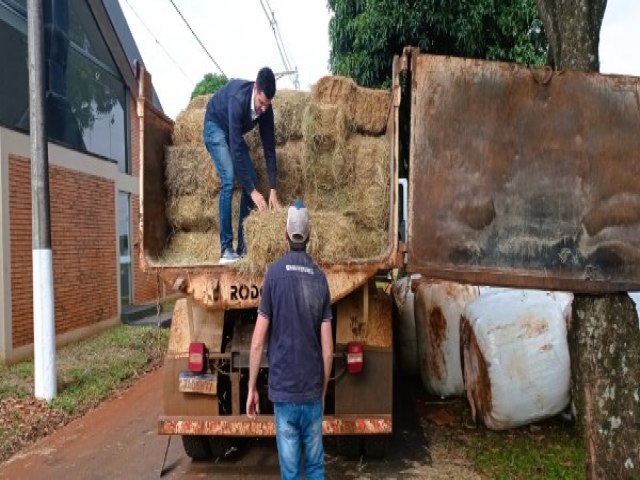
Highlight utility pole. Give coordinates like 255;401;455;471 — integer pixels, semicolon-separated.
27;0;56;401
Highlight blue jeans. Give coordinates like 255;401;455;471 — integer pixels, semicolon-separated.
274;401;324;480
203;120;256;254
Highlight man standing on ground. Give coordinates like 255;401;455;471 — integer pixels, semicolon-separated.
203;67;280;264
247;200;333;479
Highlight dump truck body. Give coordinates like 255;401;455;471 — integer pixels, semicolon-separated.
138;48;640;459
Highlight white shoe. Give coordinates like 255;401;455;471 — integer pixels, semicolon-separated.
219;248;240;264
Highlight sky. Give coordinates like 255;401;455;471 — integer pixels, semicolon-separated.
118;0;640;120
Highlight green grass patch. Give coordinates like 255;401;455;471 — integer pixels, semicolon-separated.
467;423;585;479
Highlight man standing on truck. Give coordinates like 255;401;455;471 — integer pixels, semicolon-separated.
247;200;333;479
203;67;280;264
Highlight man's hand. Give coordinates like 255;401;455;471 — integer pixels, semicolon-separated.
250;189;267;211
246;387;260;419
269;189;280;209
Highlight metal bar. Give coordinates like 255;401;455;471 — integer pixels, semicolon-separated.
158;415;392;436
231;372;240;416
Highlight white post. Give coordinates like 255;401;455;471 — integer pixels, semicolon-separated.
33;249;56;400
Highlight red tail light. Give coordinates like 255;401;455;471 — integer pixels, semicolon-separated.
346;342;364;374
188;342;207;373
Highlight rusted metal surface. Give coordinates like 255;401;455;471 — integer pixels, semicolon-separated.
406;52;640;292
166;298;224;355
163;357;219;416
178;373;217;396
158;415;392;436
157;263;400;310
335;349;393;415
460;315;492;424
136;65;173;268
336;283;393;347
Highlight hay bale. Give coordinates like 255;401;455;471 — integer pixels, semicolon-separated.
166;189;241;232
273;89;310;144
302;102;349;154
172;108;204;145
345;135;390;229
165;144;218;197
160;231;220;265
240;208;357;274
253;140;305;205
312;76;391;135
187;94;212;111
166;195;216;232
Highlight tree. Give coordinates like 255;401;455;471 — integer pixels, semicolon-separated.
190;73;228;99
534;1;640;478
328;0;548;88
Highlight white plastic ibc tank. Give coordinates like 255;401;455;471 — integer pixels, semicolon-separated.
414;280;480;397
461;288;573;430
391;274;420;377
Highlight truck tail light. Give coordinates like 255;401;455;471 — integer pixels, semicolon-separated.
346;342;363;374
188;342;207;373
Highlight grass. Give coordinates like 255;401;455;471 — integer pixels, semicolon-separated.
0;325;168;462
466;423;585;479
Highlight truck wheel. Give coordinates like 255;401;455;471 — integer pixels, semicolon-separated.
363;434;391;458
181;435;211;461
208;436;237;458
337;435;362;459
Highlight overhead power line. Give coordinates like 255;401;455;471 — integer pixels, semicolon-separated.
168;0;226;77
123;0;193;83
258;0;299;89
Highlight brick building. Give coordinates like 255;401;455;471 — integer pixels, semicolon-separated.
0;0;171;363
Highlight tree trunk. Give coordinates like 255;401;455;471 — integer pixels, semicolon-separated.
535;1;640;478
535;0;607;70
569;294;640;479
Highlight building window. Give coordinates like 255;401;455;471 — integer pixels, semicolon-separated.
118;191;132;306
0;0;129;172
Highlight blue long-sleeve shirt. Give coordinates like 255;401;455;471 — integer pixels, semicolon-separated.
204;79;277;192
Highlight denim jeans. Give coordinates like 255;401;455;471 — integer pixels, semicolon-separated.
274;400;324;480
203;119;256;254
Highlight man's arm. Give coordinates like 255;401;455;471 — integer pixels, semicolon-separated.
320;320;333;411
246;313;270;418
258;108;279;209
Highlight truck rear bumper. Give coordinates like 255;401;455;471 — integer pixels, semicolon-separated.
158;414;392;436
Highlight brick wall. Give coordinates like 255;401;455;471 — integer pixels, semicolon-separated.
9;156;118;348
129;95;159;304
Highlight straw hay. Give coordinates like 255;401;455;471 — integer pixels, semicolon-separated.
166;189;241;232
345;135;390;229
161;231;220;265
272;89;310;144
302;103;349;154
239;208;378;275
165;144;218;196
159;75;392;268
172;108;205;145
187;94;212;111
253;140;305;206
311;76;390;135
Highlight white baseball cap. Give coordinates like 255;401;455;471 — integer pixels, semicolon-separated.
286;199;310;244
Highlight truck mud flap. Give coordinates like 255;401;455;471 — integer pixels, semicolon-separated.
158;415;392;436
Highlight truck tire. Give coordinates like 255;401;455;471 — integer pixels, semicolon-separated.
337;435;362;459
208;436;236;458
363;434;391;458
181;435;211;461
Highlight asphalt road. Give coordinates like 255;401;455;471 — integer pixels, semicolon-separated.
0;367;434;479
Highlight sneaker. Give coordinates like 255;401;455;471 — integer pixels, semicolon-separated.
219;248;240;265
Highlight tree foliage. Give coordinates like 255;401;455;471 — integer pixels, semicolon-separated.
328;0;548;87
191;73;228;99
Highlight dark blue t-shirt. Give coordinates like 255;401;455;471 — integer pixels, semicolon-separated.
258;250;332;403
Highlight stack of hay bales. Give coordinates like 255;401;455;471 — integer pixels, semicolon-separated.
160;76;391;272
